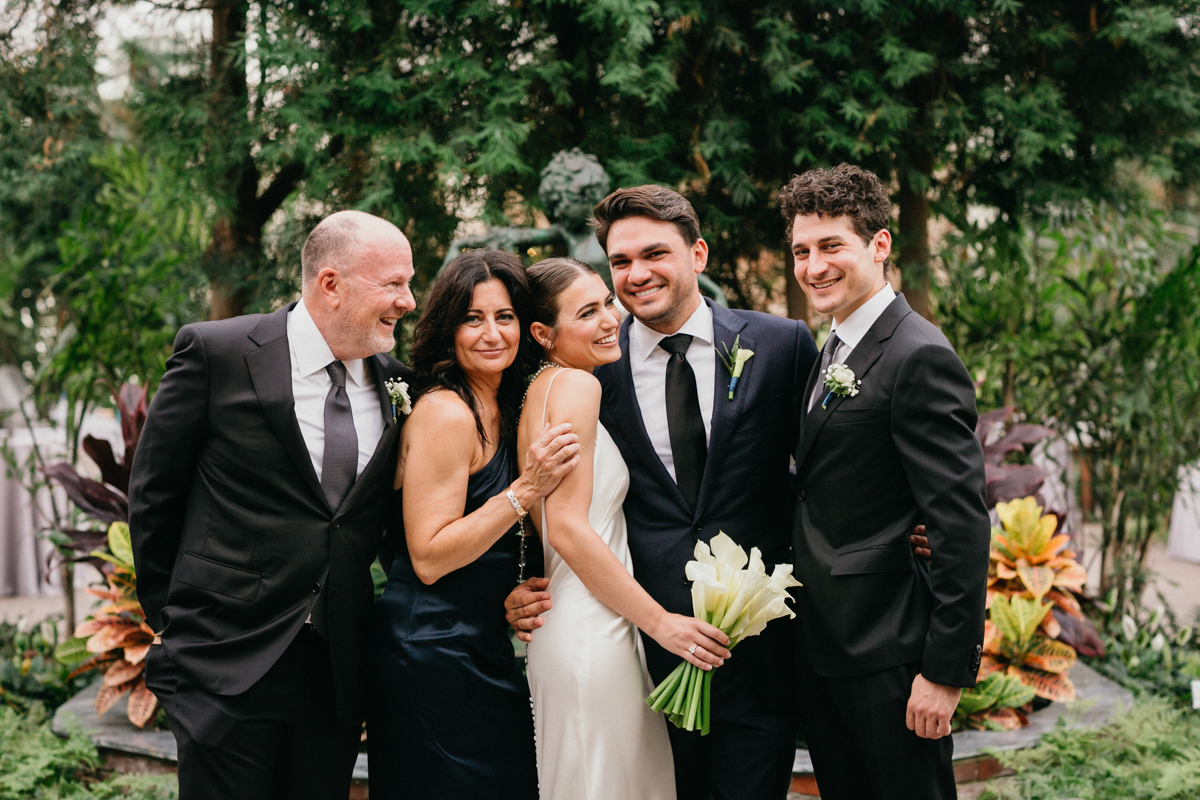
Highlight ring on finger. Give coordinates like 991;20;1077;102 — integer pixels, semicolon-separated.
688;645;697;655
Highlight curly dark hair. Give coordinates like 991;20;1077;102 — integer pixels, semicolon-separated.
778;164;891;243
408;250;538;446
590;185;701;253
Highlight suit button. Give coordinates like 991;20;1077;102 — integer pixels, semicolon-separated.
798;490;806;501
332;519;340;529
312;583;321;594
694;525;702;533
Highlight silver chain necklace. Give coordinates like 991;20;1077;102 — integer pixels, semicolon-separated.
516;359;562;584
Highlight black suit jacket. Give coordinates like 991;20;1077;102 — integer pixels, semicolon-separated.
129;302;410;724
792;294;989;688
597;300;818;704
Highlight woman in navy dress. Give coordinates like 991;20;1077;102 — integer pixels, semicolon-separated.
366;250;581;799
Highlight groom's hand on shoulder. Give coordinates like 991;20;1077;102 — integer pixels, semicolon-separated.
505;577;552;643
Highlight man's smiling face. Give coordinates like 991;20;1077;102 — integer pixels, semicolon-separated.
790;213;890;324
338;235;416;358
606;216;706;334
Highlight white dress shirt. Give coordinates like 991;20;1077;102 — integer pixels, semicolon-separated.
811;285;896;410
629;300;716;482
287;300;385;481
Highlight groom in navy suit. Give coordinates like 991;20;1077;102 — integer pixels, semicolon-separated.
589;186;816;799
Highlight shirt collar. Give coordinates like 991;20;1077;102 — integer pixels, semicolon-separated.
631;297;714;363
288;300;368;386
831;284;896;350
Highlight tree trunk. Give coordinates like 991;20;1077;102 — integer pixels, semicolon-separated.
896;160;936;323
785;259;809;324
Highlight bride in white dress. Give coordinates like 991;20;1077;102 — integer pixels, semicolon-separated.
516;258;730;800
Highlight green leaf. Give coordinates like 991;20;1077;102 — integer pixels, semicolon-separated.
54;637;91;666
107;522;134;571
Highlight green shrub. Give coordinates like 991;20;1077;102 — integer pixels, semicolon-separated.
0;705;176;799
980;699;1200;800
0;619;93;713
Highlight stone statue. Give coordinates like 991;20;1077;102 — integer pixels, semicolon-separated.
442;148;727;306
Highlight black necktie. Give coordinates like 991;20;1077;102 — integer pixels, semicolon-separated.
808;332;841;412
660;334;707;508
322;361;358;510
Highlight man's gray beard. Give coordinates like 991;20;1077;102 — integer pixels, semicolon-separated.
336;315;396;357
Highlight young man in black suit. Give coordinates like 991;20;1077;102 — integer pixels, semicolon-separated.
784;165;990;799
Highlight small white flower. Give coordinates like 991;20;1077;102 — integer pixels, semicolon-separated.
385;378;413;417
822;362;861;403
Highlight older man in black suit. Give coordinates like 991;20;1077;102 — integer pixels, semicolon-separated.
784;165;990;799
130;211;417;799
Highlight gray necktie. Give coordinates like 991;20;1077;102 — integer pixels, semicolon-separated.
808;332;842;412
321;361;358;510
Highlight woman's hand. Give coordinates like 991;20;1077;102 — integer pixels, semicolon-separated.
513;423;581;506
505;577;552;643
646;613;731;671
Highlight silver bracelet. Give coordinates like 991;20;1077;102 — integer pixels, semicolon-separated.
505;488;528;519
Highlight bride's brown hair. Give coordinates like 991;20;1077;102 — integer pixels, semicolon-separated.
527;257;601;336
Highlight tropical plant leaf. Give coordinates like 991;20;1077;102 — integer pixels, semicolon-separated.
982;620;1000;655
1013;665;1076;702
989;594;1022;644
1052;562;1088;593
73;619;105;638
991;674;1038;709
957;681;1001;715
1052;606;1106;658
1024;637;1077;673
1027;514;1056;560
126;679;157;728
95;680;135;715
67;652;118;679
1041;613;1061;639
1046;589;1084;619
979;706;1026;730
40;463;128;523
123;643;150;665
987;466;1046;509
103;658;145;687
54;637;91;665
86;623;142;654
1010;595;1053;644
1045;534;1072;557
978;655;1003;677
1017;563;1055;600
106;522;134;570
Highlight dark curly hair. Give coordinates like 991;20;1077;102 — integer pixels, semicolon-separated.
408;250;538;446
778;164;891;244
590;185;701;253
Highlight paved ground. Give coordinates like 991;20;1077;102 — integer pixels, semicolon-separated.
1142;541;1200;622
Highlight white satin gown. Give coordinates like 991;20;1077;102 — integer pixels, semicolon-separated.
526;371;676;800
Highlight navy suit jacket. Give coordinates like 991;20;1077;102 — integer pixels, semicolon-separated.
596;299;818;705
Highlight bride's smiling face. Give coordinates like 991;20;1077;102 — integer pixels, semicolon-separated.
532;272;621;370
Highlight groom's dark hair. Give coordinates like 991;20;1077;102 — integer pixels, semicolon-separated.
778;164;890;244
590;185;701;253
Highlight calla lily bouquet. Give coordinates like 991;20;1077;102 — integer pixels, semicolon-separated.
645;532;801;735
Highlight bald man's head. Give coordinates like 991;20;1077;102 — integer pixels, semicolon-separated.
301;210;406;286
300;210;416;360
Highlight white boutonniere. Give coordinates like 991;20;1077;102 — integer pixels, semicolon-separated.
385;378;412;419
715;336;754;400
821;362;860;409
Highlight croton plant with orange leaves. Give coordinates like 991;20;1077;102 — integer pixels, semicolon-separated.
957;496;1089;730
57;521;157;728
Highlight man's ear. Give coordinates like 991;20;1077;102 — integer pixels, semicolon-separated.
692;237;709;274
316;267;342;309
872;229;893;264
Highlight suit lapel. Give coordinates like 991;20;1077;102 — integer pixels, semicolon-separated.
610;318;691;511
245;304;327;508
693;302;750;521
795;294;913;469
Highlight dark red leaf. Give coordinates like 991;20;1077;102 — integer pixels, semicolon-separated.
116;383;147;466
983;424;1054;465
41;463;128;524
975;407;1012;443
83;435;129;495
1052;606;1105;658
985;464;1046;508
